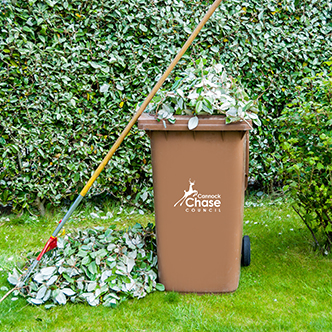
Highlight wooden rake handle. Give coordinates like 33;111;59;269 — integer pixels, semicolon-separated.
79;0;223;197
19;0;224;285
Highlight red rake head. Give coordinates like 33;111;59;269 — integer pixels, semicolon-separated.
36;219;62;261
36;236;57;261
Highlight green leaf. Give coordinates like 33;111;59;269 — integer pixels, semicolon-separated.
63;274;75;283
195;100;203;113
81;256;91;266
23;26;34;33
155;283;165;291
73;173;80;182
316;163;324;170
88;261;97;275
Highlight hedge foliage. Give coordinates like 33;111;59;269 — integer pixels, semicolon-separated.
1;0;332;213
279;61;332;252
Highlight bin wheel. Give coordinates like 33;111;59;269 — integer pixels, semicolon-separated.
241;235;251;267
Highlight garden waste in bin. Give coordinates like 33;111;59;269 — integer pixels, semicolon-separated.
138;114;251;293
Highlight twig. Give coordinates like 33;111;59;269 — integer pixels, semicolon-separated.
238;116;253;130
292;206;321;249
322;210;332;246
0;267;30;305
253;70;287;104
0;286;18;305
17;303;30;312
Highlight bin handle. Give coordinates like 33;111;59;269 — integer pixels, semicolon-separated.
245;131;249;190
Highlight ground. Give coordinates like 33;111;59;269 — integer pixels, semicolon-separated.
0;195;331;331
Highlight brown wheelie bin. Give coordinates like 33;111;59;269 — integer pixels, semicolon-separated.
138;113;251;293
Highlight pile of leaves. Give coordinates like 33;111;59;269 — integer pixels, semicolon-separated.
7;223;164;308
145;59;261;130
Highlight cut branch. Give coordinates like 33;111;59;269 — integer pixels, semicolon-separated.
0;287;18;305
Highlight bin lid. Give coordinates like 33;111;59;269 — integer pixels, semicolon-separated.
137;113;252;131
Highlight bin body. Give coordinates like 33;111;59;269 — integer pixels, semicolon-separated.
138;114;250;293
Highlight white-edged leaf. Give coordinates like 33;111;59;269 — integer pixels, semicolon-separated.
195;100;203;113
139;24;147;32
7;276;18;286
55;290;67;305
103;297;117;307
57;237;65;249
95;288;101;298
90;61;101;69
81;292;99;306
188;116;199;130
101;66;110;74
253;117;261;126
248;112;258;119
100;83;110;93
101;270;113;283
36;286;47;300
43;289;51;302
41;266;56;277
128;250;137;260
184;26;191;34
138;249;146;258
46;275;57;286
45;304;56;310
218;101;232;111
126;257;135;273
116;83;124;91
62;288;76;296
141;192;148;202
9;268;20;281
214;64;224;73
176;89;185;98
188;91;199;99
104;292;120;301
258;10;264;20
87;281;97;292
107;243;116;252
70;99;76;107
226;107;238;117
220;94;235;102
29;298;44;305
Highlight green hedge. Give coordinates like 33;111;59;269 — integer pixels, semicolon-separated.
279;61;332;252
1;0;331;213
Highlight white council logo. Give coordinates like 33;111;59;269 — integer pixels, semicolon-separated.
174;179;222;213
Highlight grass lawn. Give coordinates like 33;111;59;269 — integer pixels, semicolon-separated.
0;196;331;331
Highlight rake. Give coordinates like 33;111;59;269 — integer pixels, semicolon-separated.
18;0;223;286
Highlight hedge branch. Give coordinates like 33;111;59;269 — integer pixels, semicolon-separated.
292;206;321;250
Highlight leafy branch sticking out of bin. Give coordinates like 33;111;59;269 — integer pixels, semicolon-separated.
145;58;261;130
6;223;165;308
